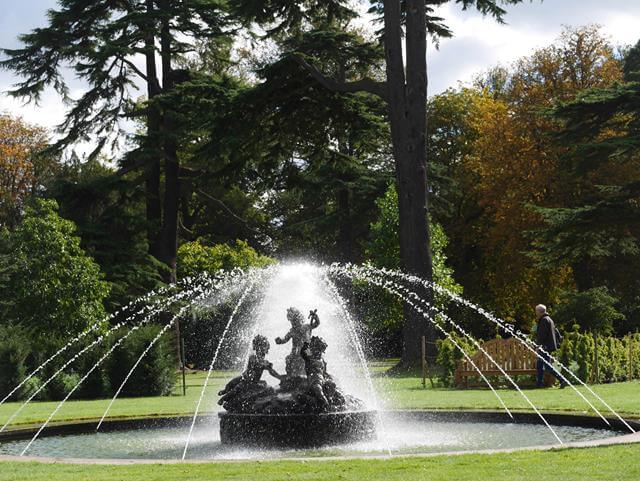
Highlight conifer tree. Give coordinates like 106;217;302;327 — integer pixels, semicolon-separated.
535;40;640;294
231;0;526;365
1;0;229;283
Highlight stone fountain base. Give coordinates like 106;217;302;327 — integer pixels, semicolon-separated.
218;410;377;447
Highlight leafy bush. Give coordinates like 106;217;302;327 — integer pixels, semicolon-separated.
557;328;640;383
177;239;274;280
0;199;110;348
0;325;31;400
555;287;625;335
107;325;176;397
436;331;477;386
74;341;110;400
45;371;82;401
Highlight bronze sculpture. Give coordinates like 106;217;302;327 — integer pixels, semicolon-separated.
217;308;361;414
217;308;376;447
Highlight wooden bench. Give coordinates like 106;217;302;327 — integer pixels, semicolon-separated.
454;337;554;388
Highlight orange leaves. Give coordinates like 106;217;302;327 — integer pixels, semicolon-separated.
0;114;49;227
454;26;624;322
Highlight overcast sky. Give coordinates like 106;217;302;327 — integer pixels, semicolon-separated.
2;0;640;140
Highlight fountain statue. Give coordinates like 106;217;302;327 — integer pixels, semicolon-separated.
217;308;376;447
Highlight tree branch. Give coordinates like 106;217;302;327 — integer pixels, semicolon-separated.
120;57;148;81
196;188;262;234
291;54;387;101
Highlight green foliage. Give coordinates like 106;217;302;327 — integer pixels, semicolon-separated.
555;287;625;335
436;333;477;387
177;239;274;279
107;325;176;398
0;0;230;158
50;159;167;311
557;325;595;382
358;184;462;347
0;325;30;400
0;199;109;345
557;328;640;383
73;341;110;400
367;184;462;296
45;372;82;402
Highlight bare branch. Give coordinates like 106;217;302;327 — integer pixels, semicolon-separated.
291;54;387;101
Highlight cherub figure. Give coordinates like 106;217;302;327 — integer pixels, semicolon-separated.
275;307;320;377
300;336;344;409
218;335;282;407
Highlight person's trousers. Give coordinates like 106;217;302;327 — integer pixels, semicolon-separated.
536;350;561;386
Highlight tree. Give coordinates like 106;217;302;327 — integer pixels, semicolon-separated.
362;183;462;356
48;157;167;311
367;184;462;295
452;26;623;323
0;199;109;349
0;0;230;283
177;239;274;280
223;26;392;261
555;287;625;335
231;0;527;366
0;114;53;228
533;39;640;331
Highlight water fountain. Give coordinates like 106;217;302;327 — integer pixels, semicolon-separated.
0;262;637;462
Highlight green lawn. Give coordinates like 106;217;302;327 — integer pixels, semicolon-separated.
1;444;639;481
0;365;639;481
1;365;638;428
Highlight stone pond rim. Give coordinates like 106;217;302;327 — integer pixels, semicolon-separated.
218;410;377;447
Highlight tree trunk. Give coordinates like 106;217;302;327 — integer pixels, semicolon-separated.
384;0;435;367
157;4;182;368
143;0;162;255
157;6;179;285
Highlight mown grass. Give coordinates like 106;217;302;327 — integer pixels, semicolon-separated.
1;364;639;428
1;444;640;481
1;363;639;480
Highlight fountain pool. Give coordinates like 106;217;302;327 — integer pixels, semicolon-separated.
0;411;628;461
0;262;636;462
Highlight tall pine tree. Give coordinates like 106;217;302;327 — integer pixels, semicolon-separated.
230;0;528;365
0;0;229;283
534;40;640;322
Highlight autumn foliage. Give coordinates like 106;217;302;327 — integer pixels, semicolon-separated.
0;114;49;227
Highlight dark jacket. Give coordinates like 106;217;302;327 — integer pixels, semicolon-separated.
536;315;558;351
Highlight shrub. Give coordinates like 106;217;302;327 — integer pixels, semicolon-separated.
177;239;274;280
555;330;640;383
45;371;82;401
107;325;176;397
436;332;477;386
0;199;110;349
74;340;110;399
0;325;31;400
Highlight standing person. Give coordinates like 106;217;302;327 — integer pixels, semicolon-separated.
535;304;566;388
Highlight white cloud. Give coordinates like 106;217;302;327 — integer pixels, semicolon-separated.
426;1;640;95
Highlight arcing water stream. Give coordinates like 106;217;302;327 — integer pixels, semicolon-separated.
0;262;633;459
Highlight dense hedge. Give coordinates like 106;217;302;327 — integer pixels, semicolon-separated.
557;327;640;383
106;325;177;397
437;329;640;386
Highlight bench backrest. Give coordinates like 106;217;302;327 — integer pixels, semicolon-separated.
457;337;537;372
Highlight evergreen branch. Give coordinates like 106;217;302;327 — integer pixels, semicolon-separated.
120;57;148;81
290;54;387;101
196;189;261;233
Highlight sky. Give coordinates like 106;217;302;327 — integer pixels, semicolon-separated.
1;0;640;146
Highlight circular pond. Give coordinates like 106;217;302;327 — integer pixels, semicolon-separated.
0;411;629;461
